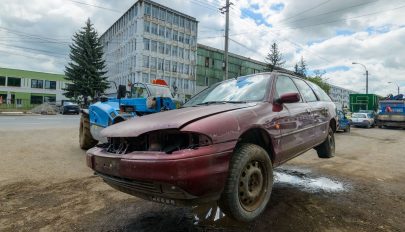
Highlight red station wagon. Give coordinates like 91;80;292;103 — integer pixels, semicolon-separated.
86;71;337;222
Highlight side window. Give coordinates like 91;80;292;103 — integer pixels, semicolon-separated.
307;81;332;102
132;84;149;98
275;76;302;102
293;78;318;102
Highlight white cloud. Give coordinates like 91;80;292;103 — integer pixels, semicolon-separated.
0;0;404;95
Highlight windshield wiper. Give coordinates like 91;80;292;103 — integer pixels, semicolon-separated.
196;100;247;106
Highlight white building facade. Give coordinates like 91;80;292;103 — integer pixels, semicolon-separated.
100;0;198;102
329;84;358;108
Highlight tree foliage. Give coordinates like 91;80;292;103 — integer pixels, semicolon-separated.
265;42;285;71
295;56;307;77
63;19;108;101
306;70;331;94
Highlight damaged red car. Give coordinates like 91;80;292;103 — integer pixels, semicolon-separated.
86;71;337;222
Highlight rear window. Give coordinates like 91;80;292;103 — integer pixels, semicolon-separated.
352;113;366;118
307;81;332;102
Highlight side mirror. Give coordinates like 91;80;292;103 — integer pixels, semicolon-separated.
276;93;300;104
117;85;127;99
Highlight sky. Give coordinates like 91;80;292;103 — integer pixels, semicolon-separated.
0;0;404;96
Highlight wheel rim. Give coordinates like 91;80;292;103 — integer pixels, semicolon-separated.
329;130;335;153
238;160;267;212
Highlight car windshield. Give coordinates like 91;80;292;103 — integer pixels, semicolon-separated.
146;84;173;98
352;113;366;118
63;102;76;106
183;74;270;107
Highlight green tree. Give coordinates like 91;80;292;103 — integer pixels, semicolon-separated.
265;42;285;71
306;70;330;94
294;56;307;77
64;19;108;103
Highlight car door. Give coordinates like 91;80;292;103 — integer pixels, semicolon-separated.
293;78;329;146
274;75;314;164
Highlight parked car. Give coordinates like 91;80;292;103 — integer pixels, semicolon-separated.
337;110;350;132
86;72;337;222
60;102;80;115
350;112;375;128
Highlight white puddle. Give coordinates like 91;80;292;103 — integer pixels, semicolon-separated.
274;170;347;193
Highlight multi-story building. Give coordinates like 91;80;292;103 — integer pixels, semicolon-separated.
196;44;267;93
0;67;69;109
329;84;358;108
100;0;198;102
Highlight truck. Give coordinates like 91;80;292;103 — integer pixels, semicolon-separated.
376;98;405;128
349;94;379;113
79;80;177;149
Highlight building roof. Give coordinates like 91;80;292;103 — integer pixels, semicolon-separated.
0;67;65;81
197;43;267;66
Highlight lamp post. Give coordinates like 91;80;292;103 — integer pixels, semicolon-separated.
352;62;369;94
388;81;400;95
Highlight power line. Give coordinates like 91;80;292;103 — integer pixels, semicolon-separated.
65;0;122;13
278;0;333;23
0;43;68;57
0;49;66;64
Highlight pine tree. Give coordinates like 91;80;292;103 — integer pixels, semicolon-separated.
63;19;108;103
265;42;285;71
294;63;299;74
298;56;307;77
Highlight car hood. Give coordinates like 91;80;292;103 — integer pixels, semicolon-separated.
101;103;257;137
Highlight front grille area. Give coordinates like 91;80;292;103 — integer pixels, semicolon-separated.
96;172;161;194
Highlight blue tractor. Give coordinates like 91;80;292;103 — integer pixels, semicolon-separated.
79;81;176;149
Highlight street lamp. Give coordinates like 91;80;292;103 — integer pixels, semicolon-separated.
352;62;369;94
388;81;400;95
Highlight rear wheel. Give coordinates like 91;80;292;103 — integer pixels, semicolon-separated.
79;114;97;150
316;127;335;158
219;144;273;222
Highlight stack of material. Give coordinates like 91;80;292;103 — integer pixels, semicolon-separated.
31;103;58;115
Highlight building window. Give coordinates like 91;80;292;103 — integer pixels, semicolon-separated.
143;55;149;68
205;57;209;67
184;64;189;74
142;73;149;83
0;76;5;86
158;42;164;54
7;77;21;87
184;79;189;90
45;80;56;89
172;30;178;41
166;12;173;23
179;32;184;43
164;60;170;71
165;44;171;55
173;14;179;26
44;96;56;102
178;48;184;59
185;34;190;44
185;19;190;30
159;8;166;21
185;49;189;59
30;96;43;105
144;21;150;33
159;26;165;37
151;40;157;52
178;63;184;74
144;3;151;15
152;6;159;18
151;23;158;35
179;17;185;28
172;46;178;57
150;57;157;69
172;62;177;72
158;58;164;71
143;38;150;50
165;27;172;39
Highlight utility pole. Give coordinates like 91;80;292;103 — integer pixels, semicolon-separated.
352;62;369;94
220;0;232;81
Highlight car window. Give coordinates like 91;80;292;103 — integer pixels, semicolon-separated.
132;84;149;98
293;78;318;102
307;81;331;102
275;76;302;102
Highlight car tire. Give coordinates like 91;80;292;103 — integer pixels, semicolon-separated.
316;127;335;158
79;114;97;150
219;143;273;222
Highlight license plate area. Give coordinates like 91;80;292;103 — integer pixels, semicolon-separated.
93;156;121;176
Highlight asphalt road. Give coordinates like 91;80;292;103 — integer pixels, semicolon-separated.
0;114;80;130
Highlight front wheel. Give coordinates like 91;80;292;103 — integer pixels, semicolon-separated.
219;144;273;222
316;127;335;158
79;114;97;150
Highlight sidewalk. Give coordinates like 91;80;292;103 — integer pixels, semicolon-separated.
0;111;41;116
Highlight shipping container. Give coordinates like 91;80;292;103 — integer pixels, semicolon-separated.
349;94;379;113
